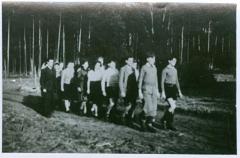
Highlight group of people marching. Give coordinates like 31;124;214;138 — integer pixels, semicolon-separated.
40;52;183;133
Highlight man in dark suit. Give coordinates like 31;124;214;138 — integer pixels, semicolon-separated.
40;58;56;117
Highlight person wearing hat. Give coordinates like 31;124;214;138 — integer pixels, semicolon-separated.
161;56;183;131
138;53;160;132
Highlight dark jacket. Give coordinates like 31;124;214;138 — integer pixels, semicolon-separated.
40;67;56;92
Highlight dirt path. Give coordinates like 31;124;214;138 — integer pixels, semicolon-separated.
2;90;236;154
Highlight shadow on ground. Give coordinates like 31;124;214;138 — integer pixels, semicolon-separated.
21;95;143;131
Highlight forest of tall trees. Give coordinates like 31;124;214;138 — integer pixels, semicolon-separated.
2;2;236;79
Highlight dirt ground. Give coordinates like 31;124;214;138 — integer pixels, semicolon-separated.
2;78;236;154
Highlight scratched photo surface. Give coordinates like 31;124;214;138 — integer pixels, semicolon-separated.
2;2;236;154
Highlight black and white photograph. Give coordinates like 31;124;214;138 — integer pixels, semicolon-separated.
1;1;237;155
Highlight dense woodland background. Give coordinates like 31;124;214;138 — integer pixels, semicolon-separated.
2;2;236;88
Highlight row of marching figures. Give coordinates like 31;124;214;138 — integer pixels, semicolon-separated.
40;52;183;133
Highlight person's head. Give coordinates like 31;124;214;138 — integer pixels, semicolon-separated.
41;61;47;69
82;60;89;70
168;56;177;67
97;56;104;65
94;61;101;71
108;60;116;69
125;56;134;67
54;62;60;70
47;58;54;69
59;62;64;70
146;52;156;65
132;60;137;69
67;62;74;69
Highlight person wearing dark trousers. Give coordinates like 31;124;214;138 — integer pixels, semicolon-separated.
138;53;160;133
53;62;62;110
61;62;75;112
161;56;183;131
101;60;120;120
87;61;104;117
40;58;56;117
124;60;139;125
76;60;90;115
40;61;47;96
119;56;138;125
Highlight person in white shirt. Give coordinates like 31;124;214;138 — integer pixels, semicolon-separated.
97;56;106;74
101;60;119;120
87;61;104;117
61;62;75;112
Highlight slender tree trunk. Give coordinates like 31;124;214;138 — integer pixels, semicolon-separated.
215;36;218;46
57;14;62;62
74;33;77;63
7;16;11;76
4;59;7;79
228;39;231;53
170;28;173;54
88;22;91;48
180;26;184;64
187;38;190;63
193;36;195;53
213;36;218;67
24;26;27;76
38;20;42;77
62;24;65;66
162;7;166;23
78;16;82;53
15;59;17;75
12;58;15;75
19;39;22;75
207;21;212;53
222;37;224;54
198;35;201;52
135;33;139;60
167;15;171;31
128;33;132;47
178;39;181;62
76;33;79;54
32;16;35;77
46;28;49;59
150;6;154;36
34;66;37;88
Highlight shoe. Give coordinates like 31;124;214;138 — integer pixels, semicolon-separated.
146;123;157;133
167;125;177;131
105;113;110;121
121;115;126;125
166;112;177;131
152;121;164;129
139;111;147;132
126;118;134;128
139;119;147;132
